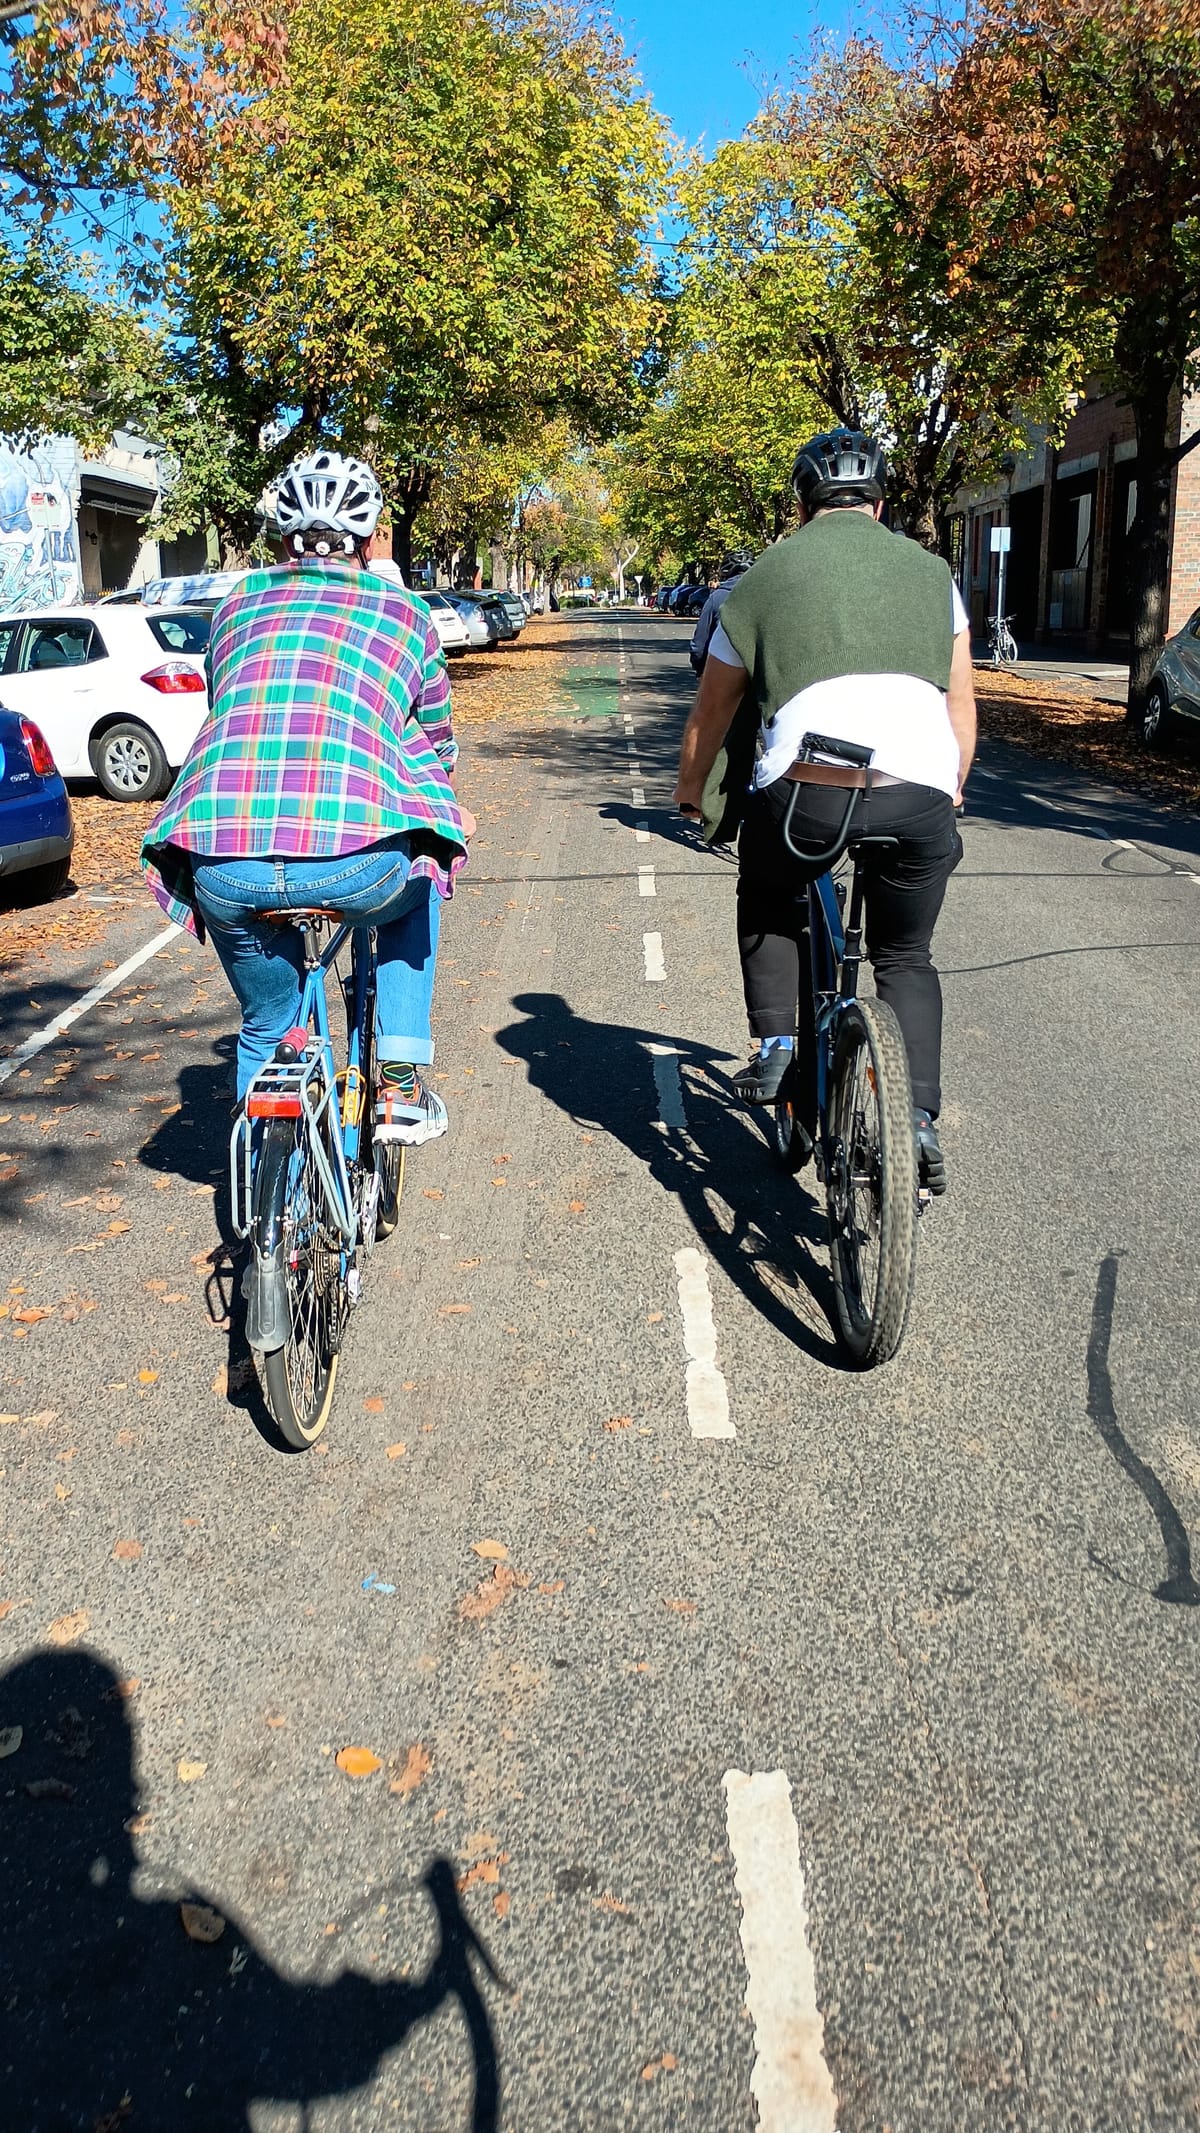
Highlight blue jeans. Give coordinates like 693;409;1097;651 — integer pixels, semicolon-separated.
193;842;441;1098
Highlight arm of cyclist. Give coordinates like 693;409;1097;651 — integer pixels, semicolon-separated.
946;624;976;808
674;634;747;814
413;615;477;837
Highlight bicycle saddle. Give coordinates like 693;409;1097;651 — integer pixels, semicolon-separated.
846;834;900;855
261;907;349;925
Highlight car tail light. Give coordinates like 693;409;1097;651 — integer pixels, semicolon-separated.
19;718;56;777
141;661;206;694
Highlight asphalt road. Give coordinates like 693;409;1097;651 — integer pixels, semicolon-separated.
2;611;1199;2131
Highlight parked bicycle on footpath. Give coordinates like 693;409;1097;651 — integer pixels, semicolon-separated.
986;612;1019;666
771;733;936;1367
232;910;404;1447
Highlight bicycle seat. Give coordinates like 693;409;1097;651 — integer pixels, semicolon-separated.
847;834;900;855
261;907;349;926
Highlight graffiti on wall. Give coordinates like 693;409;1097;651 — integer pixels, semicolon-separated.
0;438;82;610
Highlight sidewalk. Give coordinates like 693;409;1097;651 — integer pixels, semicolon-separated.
973;641;1129;698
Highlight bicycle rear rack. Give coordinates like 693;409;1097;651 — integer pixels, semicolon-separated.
230;1049;357;1245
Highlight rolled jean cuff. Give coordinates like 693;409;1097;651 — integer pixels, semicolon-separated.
376;1035;435;1067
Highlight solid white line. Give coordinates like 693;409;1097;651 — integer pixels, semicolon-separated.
631;785;646;807
674;1246;733;1439
1021;789;1062;813
643;931;666;981
635;819;650;844
723;1770;837;2133
0;924;180;1086
648;1043;687;1127
638;866;656;898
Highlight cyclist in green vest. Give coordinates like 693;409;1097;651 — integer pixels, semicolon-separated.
674;429;976;1195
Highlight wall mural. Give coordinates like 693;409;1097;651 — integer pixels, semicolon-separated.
0;438;82;610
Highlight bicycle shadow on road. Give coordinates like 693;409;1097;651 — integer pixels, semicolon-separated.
494;991;844;1368
137;1034;279;1447
0;1647;506;2130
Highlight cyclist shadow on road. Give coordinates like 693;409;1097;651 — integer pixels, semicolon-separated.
495;991;844;1367
0;1647;505;2130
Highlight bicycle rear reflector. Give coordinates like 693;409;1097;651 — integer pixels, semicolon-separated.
246;1092;303;1118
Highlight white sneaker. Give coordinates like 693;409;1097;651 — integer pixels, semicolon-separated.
375;1075;448;1146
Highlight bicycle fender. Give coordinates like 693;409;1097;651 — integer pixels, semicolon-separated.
243;1247;288;1353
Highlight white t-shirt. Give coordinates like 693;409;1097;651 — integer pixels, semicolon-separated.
709;582;969;797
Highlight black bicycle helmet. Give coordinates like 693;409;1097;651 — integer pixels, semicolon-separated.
718;547;752;579
791;429;888;511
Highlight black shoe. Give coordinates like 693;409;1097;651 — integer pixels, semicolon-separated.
733;1047;794;1106
914;1108;947;1196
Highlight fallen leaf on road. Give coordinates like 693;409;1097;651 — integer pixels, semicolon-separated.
0;1725;22;1757
389;1743;432;1796
471;1538;509;1561
460;1562;531;1622
115;1429;137;1447
176;1758;207;1783
456;1257;482;1270
335;1745;382;1777
103;1220;133;1236
491;1176;507;1187
604;1416;632;1432
568;1200;586;1213
180;1902;225;1944
493;1890;511;1919
593;1891;632;1915
54;1483;71;1502
144;1280;168;1295
422;1189;444;1201
94;1192;123;1211
105;1678;140;1701
113;1540;143;1562
641;2054;678;2081
537;1580;565;1595
457;1852;509;1891
363;1396;384;1413
439;1303;471;1316
23;1409;57;1427
47;1608;89;1646
137;1369;158;1385
646;1312;663;1324
385;1442;407;1459
12;1306;52;1324
162;1293;186;1304
663;1598;696;1616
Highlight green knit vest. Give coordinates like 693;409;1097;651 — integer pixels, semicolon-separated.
719;512;955;725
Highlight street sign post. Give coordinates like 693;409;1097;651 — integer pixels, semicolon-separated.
990;523;1011;624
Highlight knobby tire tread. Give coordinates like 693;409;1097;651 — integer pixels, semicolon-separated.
827;999;917;1368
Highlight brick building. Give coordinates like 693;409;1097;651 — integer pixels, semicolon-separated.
953;383;1200;650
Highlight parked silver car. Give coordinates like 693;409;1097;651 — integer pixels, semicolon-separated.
1142;608;1200;746
440;591;492;650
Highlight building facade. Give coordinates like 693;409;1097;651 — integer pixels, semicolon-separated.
954;385;1200;650
0;429;209;612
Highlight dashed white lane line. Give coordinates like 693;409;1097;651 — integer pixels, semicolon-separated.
643;931;666;981
631;785;646;808
674;1246;733;1439
635;819;650;844
723;1771;838;2132
648;1042;686;1127
638;866;657;898
0;924;180;1086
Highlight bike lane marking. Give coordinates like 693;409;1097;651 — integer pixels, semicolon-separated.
647;1042;686;1128
723;1769;838;2133
643;931;666;981
0;923;180;1086
638;866;657;898
673;1245;733;1439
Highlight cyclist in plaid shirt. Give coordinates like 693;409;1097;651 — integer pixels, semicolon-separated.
141;450;474;1145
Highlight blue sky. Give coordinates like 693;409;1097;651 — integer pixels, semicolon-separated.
615;0;853;149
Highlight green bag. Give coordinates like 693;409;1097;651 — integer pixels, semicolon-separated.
699;691;759;846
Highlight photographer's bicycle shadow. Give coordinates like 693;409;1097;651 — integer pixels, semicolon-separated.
0;1648;506;2129
495;991;843;1366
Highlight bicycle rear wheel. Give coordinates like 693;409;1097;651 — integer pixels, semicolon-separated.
825;999;917;1367
254;1115;344;1447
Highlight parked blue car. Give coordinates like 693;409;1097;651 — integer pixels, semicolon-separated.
0;706;74;902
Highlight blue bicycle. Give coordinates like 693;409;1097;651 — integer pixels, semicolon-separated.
229;909;403;1447
772;733;921;1367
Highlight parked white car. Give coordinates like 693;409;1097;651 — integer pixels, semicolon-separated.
418;589;472;657
0;604;210;801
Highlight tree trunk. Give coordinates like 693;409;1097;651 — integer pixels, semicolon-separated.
391;465;433;586
1125;374;1176;720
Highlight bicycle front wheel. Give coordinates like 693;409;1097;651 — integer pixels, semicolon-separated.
254;1116;343;1448
825;999;917;1367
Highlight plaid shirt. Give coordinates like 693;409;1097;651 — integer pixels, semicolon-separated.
141;562;467;934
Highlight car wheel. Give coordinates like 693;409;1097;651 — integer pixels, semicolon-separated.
92;721;171;801
6;856;71;904
1140;681;1174;750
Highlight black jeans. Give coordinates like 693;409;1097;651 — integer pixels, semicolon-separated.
736;778;963;1126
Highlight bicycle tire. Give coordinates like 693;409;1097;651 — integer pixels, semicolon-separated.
357;1004;404;1242
825;998;917;1367
773;1096;810;1173
255;1116;343;1448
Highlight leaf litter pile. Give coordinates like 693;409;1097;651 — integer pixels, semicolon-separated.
975;668;1200;814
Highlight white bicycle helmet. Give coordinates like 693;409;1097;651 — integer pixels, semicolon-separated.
271;449;384;552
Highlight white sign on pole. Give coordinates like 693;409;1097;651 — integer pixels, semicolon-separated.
990;525;1012;553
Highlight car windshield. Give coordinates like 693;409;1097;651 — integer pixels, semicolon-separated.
147;611;211;655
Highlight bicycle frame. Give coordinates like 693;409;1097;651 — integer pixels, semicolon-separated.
807;859;867;1143
230;919;373;1249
